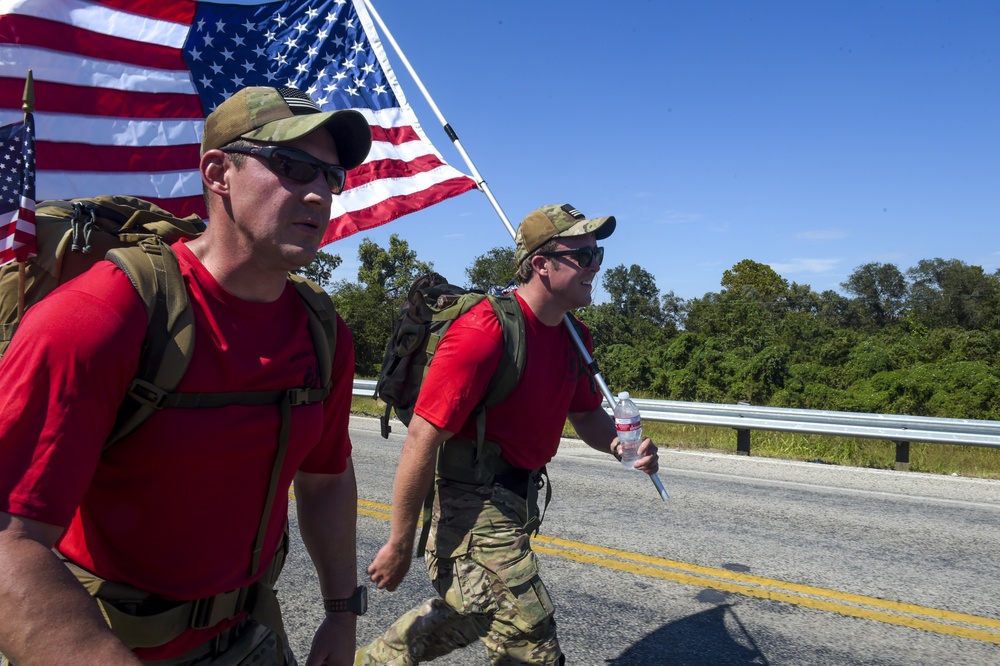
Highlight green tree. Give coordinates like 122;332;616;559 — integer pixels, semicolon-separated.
598;343;653;392
357;234;433;301
841;262;907;328
602;264;665;324
329;281;394;377
907;258;1000;329
720;259;789;303
816;289;861;330
465;246;516;291
294;249;342;289
661;291;686;330
329;234;433;376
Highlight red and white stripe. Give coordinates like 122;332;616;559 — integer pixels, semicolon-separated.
0;194;36;265
0;0;477;244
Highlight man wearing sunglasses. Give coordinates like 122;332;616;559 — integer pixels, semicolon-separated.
0;86;371;666
359;204;660;665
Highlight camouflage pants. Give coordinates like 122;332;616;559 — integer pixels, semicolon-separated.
356;481;563;665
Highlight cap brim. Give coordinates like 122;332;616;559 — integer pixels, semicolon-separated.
241;109;372;171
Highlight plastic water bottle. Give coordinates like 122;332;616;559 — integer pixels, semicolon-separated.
614;391;643;469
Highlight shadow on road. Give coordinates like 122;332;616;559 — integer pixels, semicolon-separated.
606;602;769;666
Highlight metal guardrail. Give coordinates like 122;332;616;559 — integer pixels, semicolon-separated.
352;379;1000;470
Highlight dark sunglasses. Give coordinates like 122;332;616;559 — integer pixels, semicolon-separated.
539;245;605;268
221;144;347;194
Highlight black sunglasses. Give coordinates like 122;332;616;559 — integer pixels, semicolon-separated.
221;144;347;194
539;245;605;268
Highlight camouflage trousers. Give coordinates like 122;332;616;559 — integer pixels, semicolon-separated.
356;480;563;665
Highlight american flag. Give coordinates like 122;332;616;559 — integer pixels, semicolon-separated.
0;0;478;245
0;112;36;265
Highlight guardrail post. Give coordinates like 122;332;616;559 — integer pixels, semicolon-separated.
894;441;910;471
736;429;751;456
735;400;752;455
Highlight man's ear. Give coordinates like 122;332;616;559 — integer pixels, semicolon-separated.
530;253;551;278
201;150;229;196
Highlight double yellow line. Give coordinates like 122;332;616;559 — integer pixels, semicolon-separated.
356;498;1000;645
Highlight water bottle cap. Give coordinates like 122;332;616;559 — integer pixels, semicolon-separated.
618;391;630;399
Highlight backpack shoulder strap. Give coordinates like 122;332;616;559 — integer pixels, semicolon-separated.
288;273;336;390
481;294;526;407
104;238;194;447
469;293;526;446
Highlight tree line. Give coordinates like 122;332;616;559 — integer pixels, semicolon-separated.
299;236;1000;420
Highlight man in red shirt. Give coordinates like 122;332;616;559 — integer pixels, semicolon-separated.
358;204;661;665
0;87;371;665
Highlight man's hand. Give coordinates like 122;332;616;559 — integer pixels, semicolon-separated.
305;613;356;666
611;437;660;474
636;438;660;475
367;540;413;592
365;415;448;593
613;437;660;475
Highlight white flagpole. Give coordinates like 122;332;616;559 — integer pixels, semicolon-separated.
356;0;516;238
358;0;668;501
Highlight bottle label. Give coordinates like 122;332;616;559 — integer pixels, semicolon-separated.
615;416;641;432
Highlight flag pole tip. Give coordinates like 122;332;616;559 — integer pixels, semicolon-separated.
22;70;35;114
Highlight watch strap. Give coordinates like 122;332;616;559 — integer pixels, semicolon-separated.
324;585;366;615
323;597;351;613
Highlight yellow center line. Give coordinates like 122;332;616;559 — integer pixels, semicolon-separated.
531;544;1000;645
532;534;1000;631
315;495;1000;645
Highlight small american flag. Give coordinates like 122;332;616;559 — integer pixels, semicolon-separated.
0;113;36;266
0;0;477;245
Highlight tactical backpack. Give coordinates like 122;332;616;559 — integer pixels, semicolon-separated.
0;196;203;348
0;195;337;658
375;271;526;441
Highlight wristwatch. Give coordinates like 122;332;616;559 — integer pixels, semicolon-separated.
324;586;367;615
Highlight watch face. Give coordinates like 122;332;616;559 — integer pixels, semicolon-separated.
355;586;368;615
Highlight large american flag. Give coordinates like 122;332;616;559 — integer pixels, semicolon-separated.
0;112;36;265
0;0;478;245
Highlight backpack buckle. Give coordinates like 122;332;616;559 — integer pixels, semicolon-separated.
287;388;313;406
127;378;168;408
191;595;217;630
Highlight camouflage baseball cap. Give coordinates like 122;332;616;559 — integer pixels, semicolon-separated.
201;86;372;170
515;204;617;265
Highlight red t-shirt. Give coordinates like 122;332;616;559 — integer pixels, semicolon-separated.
414;292;601;470
0;239;354;658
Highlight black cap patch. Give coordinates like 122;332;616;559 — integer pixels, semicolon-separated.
560;204;584;219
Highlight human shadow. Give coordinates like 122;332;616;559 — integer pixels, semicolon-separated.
606;602;769;666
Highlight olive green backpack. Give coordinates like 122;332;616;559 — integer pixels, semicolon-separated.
375;271;526;443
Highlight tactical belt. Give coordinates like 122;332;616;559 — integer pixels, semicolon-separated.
416;438;552;557
58;530;289;661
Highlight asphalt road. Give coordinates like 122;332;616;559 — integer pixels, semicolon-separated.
277;416;1000;665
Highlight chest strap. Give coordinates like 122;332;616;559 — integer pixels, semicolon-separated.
126;382;329;410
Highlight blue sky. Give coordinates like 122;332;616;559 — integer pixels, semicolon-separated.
330;0;999;303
